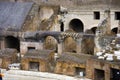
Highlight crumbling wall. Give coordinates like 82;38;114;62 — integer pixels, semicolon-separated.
22;4;60;31
38;5;60;31
86;58;111;80
82;36;95;55
55;61;85;76
64;37;76;53
20;42;42;55
43;36;57;51
21;58;48;72
22;4;40;31
81;30;95;55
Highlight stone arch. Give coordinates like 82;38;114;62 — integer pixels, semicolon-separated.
91;27;97;34
64;37;76;53
111;27;118;34
5;36;20;51
43;36;58;52
69;18;84;32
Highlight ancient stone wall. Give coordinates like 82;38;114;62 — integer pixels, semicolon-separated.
21;51;54;72
55;61;85;76
64;37;76;53
86;58;111;80
21;58;48;72
20;42;43;55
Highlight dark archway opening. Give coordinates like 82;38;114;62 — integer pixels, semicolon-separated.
69;19;84;32
112;27;118;34
94;69;105;80
29;62;39;71
111;68;120;80
5;36;20;52
91;27;97;34
75;67;85;77
60;22;64;32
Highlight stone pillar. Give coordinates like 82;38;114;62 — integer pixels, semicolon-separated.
104;9;111;35
20;42;27;55
86;59;94;79
39;40;43;50
118;20;120;33
116;20;120;44
0;37;5;49
76;38;82;54
58;38;63;55
105;64;110;80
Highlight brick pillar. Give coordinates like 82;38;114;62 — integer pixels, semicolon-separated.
118;20;120;33
86;59;94;79
76;38;82;54
104;9;111;35
105;64;110;80
0;37;5;49
20;41;28;55
39;40;43;50
116;20;120;44
58;38;63;55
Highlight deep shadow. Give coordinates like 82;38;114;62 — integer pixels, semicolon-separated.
112;27;118;34
69;19;84;32
111;68;120;80
60;22;64;32
91;27;97;34
5;36;20;51
94;69;105;80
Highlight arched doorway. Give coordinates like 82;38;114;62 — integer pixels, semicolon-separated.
5;36;20;51
69;19;84;32
112;27;118;34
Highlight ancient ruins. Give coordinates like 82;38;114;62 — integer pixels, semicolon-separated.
0;0;120;80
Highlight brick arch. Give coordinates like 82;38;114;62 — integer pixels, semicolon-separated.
63;37;77;53
35;31;60;42
43;36;58;52
69;18;84;32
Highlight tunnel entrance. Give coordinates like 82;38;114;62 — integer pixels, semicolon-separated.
69;19;84;32
5;36;20;51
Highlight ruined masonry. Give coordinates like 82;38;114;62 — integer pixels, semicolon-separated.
0;0;120;80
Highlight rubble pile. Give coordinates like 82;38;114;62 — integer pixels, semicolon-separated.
96;39;120;61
